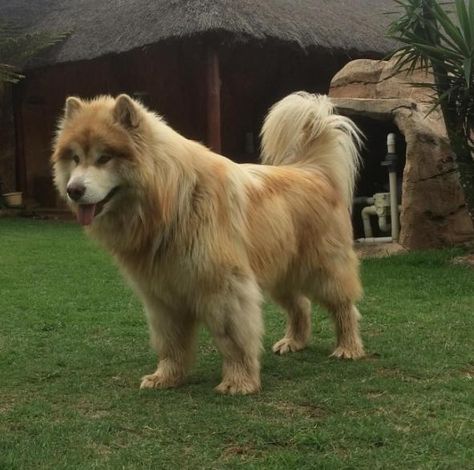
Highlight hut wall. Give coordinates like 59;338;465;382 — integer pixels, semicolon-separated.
219;46;346;163
18;42;207;207
17;41;349;207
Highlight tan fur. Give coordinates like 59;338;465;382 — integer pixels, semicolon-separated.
52;92;365;395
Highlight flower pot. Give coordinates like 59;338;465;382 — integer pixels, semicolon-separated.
3;192;23;207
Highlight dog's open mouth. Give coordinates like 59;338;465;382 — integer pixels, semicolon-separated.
76;186;120;226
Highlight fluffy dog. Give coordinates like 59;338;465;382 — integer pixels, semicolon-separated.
52;92;364;394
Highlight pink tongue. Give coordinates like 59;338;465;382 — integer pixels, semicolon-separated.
77;204;96;226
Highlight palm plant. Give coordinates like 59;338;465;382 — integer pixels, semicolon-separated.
0;19;69;84
388;0;474;222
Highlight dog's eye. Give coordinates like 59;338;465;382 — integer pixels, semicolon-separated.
73;155;80;164
97;155;112;165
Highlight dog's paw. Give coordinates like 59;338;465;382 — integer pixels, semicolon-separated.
272;337;306;355
139;372;181;390
330;345;365;360
215;379;260;395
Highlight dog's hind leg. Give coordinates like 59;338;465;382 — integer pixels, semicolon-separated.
328;304;364;359
204;275;263;395
312;256;365;360
140;296;197;390
271;294;312;355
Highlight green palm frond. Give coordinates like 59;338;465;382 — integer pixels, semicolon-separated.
0;18;70;84
387;0;473;142
0;63;23;83
387;0;474;219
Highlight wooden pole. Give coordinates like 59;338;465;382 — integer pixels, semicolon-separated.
206;47;221;153
12;83;27;196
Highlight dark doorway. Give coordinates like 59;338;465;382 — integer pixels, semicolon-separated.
351;116;406;239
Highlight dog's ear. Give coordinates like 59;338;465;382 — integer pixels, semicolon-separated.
114;94;140;129
64;97;82;119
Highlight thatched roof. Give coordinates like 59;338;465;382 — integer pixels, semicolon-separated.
0;0;398;68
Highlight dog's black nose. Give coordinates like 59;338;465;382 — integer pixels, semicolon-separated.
67;183;85;201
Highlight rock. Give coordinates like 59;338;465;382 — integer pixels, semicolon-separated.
331;59;384;99
329;58;474;249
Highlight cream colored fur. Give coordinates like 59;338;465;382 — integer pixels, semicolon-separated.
52;92;365;395
261;92;363;209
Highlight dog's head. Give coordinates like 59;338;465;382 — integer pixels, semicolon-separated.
52;94;144;225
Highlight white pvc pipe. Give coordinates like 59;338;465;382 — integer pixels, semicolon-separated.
387;133;396;154
386;133;400;242
389;171;399;242
378;215;391;233
361;204;396;237
354;196;374;205
356;133;400;245
361;205;376;238
356;237;393;244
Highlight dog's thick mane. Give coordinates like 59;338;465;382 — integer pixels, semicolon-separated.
83;99;249;273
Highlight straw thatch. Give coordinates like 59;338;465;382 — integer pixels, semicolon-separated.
0;0;397;68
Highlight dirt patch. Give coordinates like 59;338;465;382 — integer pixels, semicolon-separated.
220;443;260;461
460;364;474;379
76;399;111;419
355;242;407;259
376;367;424;382
0;397;17;415
452;254;474;268
89;442;112;457
366;390;387;399
274;401;328;419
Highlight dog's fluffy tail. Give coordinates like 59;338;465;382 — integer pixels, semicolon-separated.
260;92;363;208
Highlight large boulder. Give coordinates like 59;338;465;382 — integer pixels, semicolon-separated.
329;58;474;249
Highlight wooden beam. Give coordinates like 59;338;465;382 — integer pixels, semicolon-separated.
12;83;27;196
206;47;221;153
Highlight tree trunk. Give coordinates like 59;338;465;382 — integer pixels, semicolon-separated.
431;71;474;224
452;140;474;222
437;100;474;225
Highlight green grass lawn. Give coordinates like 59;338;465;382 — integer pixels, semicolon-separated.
1;218;473;469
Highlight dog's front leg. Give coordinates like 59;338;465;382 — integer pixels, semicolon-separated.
140;295;197;390
204;276;263;395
